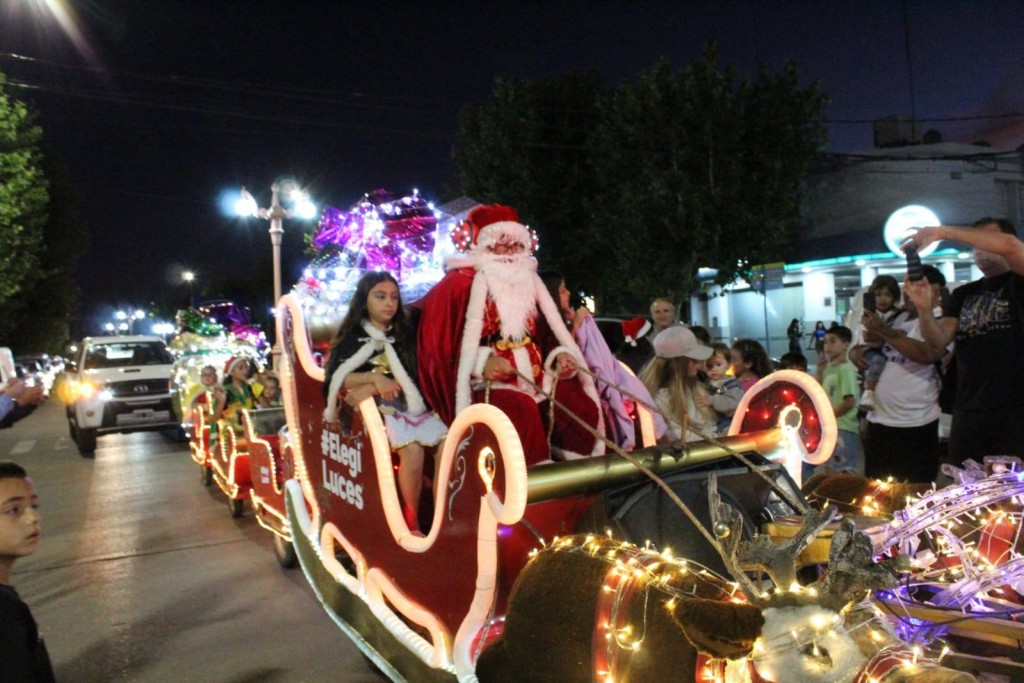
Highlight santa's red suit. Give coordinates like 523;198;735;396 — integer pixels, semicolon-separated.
416;205;603;466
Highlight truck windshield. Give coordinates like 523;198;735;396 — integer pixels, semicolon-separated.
84;342;173;369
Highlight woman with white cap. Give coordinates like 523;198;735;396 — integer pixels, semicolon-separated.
639;326;716;443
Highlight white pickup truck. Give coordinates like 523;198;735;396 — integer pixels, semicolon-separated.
65;335;177;455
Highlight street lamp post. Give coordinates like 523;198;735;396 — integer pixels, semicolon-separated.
236;181;316;365
268;183;286;308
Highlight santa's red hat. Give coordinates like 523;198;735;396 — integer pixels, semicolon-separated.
452;204;536;254
621;317;652;346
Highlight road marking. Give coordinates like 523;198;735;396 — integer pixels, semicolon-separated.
55;437;68;451
10;440;35;455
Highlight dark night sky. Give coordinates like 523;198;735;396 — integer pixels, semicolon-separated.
1;0;1022;335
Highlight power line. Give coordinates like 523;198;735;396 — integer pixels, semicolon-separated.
0;52;461;115
5;79;453;141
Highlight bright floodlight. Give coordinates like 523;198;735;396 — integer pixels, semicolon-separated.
182;271;195;283
134;309;145;320
294;198;318;220
235;189;260;218
104;322;115;332
115;310;127;320
884;205;941;257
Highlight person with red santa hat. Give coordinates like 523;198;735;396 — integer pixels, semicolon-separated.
415;204;603;466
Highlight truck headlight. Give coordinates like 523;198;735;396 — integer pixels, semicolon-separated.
75;380;105;400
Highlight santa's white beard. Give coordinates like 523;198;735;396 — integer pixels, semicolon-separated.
477;253;537;341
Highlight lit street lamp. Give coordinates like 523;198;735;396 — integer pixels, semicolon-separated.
235;180;317;363
235;180;317;307
182;270;195;307
152;322;175;341
112;309;146;335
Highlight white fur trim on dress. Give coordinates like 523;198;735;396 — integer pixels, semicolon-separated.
323;320;428;422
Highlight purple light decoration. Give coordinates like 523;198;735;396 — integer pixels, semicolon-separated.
868;458;1024;647
311;188;437;279
199;300;269;352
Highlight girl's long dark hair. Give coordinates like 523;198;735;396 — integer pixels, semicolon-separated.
330;272;408;351
731;338;773;378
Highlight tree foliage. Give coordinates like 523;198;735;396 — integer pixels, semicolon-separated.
453;72;605;292
454;47;828;313
0;73;48;307
0;149;87;352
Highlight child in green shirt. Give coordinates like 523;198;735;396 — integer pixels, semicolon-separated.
815;325;862;475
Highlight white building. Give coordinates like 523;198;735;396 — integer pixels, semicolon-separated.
689;130;1024;358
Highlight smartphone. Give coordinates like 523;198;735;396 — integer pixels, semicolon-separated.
906;244;924;281
863;291;876;313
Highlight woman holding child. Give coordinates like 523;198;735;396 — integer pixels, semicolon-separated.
640;326;717;443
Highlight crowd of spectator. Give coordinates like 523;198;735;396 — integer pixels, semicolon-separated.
611;215;1024;485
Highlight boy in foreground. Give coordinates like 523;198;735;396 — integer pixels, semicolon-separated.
815;325;862;475
0;461;55;682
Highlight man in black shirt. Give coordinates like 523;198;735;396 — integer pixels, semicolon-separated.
0;461;55;682
903;217;1024;467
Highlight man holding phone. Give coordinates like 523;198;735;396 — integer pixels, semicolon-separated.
902;217;1024;468
859;265;948;481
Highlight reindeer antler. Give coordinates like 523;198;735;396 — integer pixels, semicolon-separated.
708;475;766;606
736;506;837;595
818;518;898;611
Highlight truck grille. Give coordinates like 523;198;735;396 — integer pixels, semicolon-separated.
107;378;168;397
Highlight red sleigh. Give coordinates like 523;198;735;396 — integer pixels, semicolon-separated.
242;406;298;567
189;401;215;486
274;293;838;681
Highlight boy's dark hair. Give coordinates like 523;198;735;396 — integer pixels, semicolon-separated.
0;460;28;480
869;274;901;302
825;324;853;344
921;264;946;287
973;216;1018;237
779;352;808;371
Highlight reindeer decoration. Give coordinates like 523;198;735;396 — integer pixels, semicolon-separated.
475;476;974;682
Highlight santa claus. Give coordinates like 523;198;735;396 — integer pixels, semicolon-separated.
416;204;603;466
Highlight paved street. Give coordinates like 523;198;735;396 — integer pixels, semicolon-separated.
2;399;382;682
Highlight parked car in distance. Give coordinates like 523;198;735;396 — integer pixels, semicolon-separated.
16;354;58;396
65;336;178;455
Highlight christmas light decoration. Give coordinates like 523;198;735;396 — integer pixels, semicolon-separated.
169;301;267;431
861;458;1024;647
295;188;456;334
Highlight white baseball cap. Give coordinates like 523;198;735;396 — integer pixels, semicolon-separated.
653;326;713;361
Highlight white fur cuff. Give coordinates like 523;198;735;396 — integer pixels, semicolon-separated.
472;346;493;377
